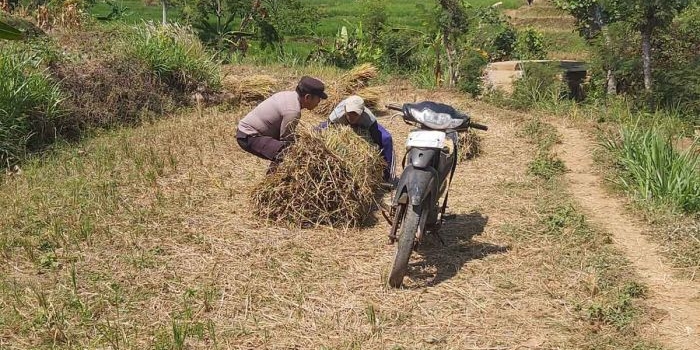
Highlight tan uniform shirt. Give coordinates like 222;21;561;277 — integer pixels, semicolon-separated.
238;91;301;141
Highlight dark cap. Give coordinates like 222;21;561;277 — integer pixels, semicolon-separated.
296;76;328;99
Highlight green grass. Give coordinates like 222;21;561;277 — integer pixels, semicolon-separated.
544;30;589;60
89;0;525;38
593;110;700;273
130;22;221;91
0;43;64;166
602;125;699;214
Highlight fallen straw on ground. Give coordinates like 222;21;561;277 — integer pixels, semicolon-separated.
251;125;386;227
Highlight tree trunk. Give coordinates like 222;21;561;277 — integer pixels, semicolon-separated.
641;28;653;92
606;69;617;95
442;32;457;87
161;1;167;25
433;40;442;87
602;29;617;95
594;5;617;95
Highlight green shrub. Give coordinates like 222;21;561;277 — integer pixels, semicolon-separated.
306;26;360;68
510;62;564;109
603;125;700;213
468;6;517;61
491;28;517;61
653;5;700;120
528;153;567;180
457;49;488;97
130;23;221;93
514;28;547;60
0;45;64;166
380;30;420;72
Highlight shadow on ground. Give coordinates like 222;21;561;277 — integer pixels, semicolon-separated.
407;211;509;287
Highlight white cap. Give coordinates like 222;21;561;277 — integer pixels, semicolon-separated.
344;95;365;114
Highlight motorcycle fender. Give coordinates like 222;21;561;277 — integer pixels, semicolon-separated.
393;166;438;206
407;148;437;169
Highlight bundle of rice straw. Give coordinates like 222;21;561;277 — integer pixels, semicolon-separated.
458;130;482;161
223;74;278;103
316;63;379;116
251;125;386;228
356;86;382;110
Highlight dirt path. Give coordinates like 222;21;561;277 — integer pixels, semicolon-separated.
555;122;700;350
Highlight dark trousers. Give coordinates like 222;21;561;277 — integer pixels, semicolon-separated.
236;130;285;173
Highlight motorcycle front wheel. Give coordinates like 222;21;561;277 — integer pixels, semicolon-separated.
389;202;426;288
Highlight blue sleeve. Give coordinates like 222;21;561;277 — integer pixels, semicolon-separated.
315;121;329;131
376;123;395;180
368;122;383;147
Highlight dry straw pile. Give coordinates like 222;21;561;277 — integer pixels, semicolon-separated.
223;74;278;103
317;63;380;116
459;130;482;161
251;125;385;227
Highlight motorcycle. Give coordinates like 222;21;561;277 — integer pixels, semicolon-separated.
384;101;488;288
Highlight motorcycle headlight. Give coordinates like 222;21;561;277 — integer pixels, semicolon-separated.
409;107;463;129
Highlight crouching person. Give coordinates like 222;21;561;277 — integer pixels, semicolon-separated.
236;76;327;174
319;95;395;182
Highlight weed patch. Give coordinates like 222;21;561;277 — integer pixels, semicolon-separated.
528;154;566;179
660;219;700;274
585;281;647;330
519;119;567;180
51;57;176;133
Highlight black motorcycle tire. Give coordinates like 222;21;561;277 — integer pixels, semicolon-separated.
389;203;422;288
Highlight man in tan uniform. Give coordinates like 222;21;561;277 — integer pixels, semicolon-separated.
236;76;327;171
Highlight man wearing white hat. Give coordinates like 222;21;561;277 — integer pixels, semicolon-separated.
321;95;395;181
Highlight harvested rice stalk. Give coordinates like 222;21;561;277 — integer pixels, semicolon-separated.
317;63;379;116
251;125;385;227
223;74;277;102
458;130;482;161
341;63;378;91
356;86;382;110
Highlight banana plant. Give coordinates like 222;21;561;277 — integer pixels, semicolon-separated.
0;20;22;40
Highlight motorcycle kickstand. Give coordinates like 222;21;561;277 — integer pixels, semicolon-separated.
433;220;447;246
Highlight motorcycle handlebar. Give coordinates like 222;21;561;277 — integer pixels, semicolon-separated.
385;103;403;112
469;122;488;131
386;102;488;131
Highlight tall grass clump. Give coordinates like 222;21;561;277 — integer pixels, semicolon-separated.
603;125;700;213
130;22;221;93
508;62;567;110
0;45;64;166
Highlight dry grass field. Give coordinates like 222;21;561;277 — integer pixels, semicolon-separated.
0;64;663;349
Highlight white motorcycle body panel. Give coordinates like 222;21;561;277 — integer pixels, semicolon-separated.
405;130;446;149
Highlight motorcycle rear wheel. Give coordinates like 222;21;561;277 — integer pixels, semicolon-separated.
389;203;423;288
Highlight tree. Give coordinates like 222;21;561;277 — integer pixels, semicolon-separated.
144;0;179;24
436;0;471;87
556;0;690;93
184;0;280;57
611;0;690;91
554;0;621;94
